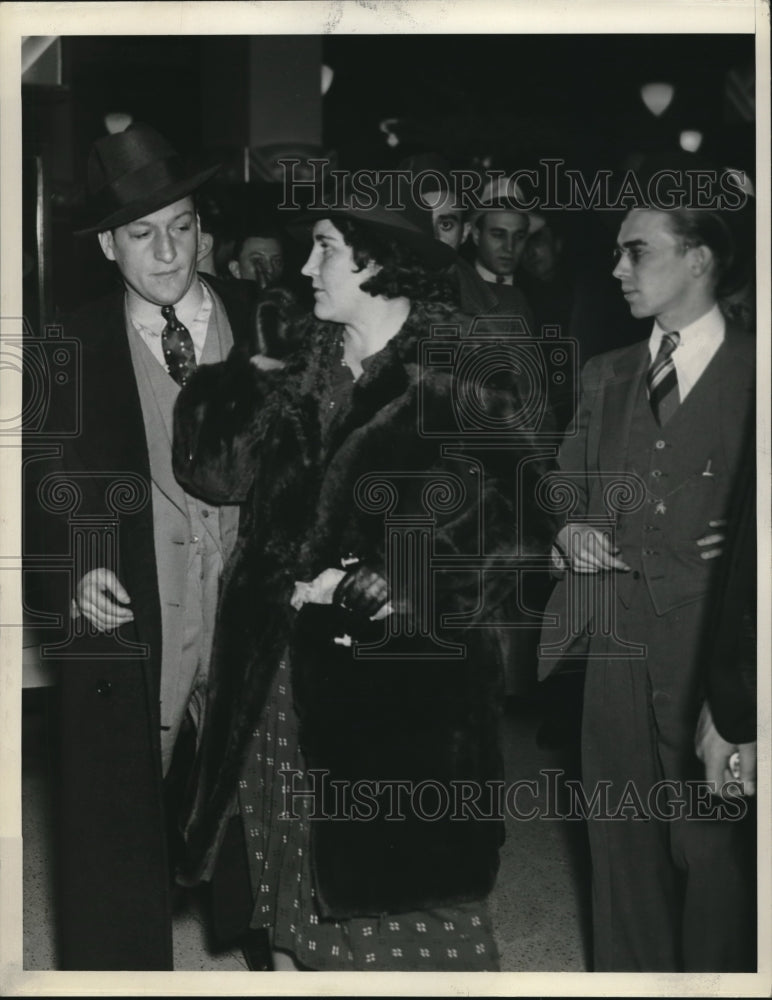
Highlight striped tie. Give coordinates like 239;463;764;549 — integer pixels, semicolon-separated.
647;331;680;425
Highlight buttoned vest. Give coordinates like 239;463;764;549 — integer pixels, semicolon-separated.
127;289;239;759
614;351;743;615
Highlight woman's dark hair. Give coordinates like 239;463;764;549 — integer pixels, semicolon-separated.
329;216;456;304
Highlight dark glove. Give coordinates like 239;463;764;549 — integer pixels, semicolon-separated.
332;564;389;620
255;287;305;359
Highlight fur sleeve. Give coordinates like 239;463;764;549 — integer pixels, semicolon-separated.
172;349;283;503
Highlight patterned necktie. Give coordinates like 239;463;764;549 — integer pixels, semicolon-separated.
647;331;680;426
161;305;197;387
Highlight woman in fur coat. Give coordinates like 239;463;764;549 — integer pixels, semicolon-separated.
172;194;556;971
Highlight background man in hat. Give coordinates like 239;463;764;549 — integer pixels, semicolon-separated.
468;176;539;327
38;122;266;970
538;198;756;971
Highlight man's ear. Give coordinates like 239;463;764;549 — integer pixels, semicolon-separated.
471;222;481;247
688;243;714;279
462;221;472;244
97;230;116;262
228;260;241;280
197;232;214;264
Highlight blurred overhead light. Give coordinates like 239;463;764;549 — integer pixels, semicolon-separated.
104;112;133;134
679;130;703;153
321;64;334;96
640;82;674;117
379;118;400;148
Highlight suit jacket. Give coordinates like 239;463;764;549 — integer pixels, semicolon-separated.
34;274;257;970
538;323;755;738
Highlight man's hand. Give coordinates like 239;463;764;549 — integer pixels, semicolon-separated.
696;519;727;560
74;568;134;632
555;523;630;574
695;700;756;797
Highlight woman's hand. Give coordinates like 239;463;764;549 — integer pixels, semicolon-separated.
333;564;390;620
291;568;346;610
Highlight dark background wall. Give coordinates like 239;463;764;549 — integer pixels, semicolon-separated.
21;33;754;325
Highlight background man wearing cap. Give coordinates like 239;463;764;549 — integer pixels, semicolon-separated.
538;200;756;970
38;123;265;970
468;176;538;327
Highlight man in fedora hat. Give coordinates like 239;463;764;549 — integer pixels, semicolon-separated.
538;190;756;970
39;122;268;970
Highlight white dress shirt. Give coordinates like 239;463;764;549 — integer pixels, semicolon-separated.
128;278;213;371
475;261;514;286
649;303;725;403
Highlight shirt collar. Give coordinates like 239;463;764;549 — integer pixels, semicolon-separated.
127;277;206;336
649;303;725;358
475;261;513;286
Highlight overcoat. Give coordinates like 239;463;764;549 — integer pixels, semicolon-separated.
172;302;557;915
33;274;257;970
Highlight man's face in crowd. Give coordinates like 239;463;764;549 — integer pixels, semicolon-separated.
523;225;561;282
472;210;530;276
230;236;284;285
422;189;469;250
612;209;697;322
98;196;199;307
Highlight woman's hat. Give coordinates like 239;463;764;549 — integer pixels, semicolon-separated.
76;122;220;235
289;174;458;267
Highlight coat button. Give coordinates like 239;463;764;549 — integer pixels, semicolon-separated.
632;570;640;580
201;509;210;518
651;469;662;479
96;679;112;696
655;440;666;450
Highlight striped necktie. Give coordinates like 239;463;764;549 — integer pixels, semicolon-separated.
647;331;680;425
161;305;197;387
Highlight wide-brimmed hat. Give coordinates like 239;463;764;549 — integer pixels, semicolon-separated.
289;174;458;267
76;122;220;234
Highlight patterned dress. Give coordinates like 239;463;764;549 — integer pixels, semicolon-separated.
237;343;499;971
238;658;500;971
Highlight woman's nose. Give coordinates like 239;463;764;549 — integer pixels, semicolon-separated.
301;250;317;277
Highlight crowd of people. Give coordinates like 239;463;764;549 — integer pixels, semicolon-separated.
29;121;757;974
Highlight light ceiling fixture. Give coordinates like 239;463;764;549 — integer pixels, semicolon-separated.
321;64;334;96
640;82;675;117
379;118;400;148
104;112;133;134
679;130;703;153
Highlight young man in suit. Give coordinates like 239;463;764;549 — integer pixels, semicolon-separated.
539;200;756;971
37;123;267;969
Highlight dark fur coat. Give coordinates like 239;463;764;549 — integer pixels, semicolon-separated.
173;303;556;916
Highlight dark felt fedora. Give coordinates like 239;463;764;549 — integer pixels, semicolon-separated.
76;122;220;235
289;173;457;268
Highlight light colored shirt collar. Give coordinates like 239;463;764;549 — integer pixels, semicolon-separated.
475;261;514;286
127;276;207;335
648;303;725;402
128;277;213;367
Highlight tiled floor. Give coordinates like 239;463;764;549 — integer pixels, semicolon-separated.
22;680;591;972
